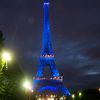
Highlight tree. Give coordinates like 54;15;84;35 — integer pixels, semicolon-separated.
2;62;25;100
0;72;5;96
0;30;5;71
0;30;5;99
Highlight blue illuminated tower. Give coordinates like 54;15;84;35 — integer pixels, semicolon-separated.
33;0;70;96
36;0;60;78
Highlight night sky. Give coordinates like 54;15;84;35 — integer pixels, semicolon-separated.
0;0;100;90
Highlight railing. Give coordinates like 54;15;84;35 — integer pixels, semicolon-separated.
40;54;54;58
33;76;63;82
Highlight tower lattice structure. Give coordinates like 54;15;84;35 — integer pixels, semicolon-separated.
36;0;60;78
33;0;70;96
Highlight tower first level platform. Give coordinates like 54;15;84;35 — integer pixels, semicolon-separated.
33;77;70;96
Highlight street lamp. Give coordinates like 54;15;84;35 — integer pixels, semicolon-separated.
2;52;11;62
23;80;32;100
72;94;75;99
79;92;82;97
99;88;100;92
23;80;32;91
2;51;12;69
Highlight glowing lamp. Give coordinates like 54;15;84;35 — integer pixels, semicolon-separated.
2;52;11;62
23;80;31;90
72;94;75;99
79;92;82;97
99;88;100;92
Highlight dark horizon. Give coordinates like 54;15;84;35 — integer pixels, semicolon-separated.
0;0;100;90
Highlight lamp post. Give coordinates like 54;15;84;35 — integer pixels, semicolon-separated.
78;92;82;99
72;94;75;99
2;51;12;70
23;80;32;100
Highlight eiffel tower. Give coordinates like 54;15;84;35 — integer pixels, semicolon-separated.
33;0;70;96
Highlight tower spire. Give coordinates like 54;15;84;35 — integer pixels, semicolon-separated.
41;0;54;55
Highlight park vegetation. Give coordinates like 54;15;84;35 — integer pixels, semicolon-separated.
0;30;25;100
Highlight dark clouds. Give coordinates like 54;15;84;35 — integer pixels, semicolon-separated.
0;0;100;90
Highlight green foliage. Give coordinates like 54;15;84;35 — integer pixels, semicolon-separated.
0;72;5;95
0;30;5;97
0;62;25;99
0;30;5;71
0;30;25;99
2;62;25;99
